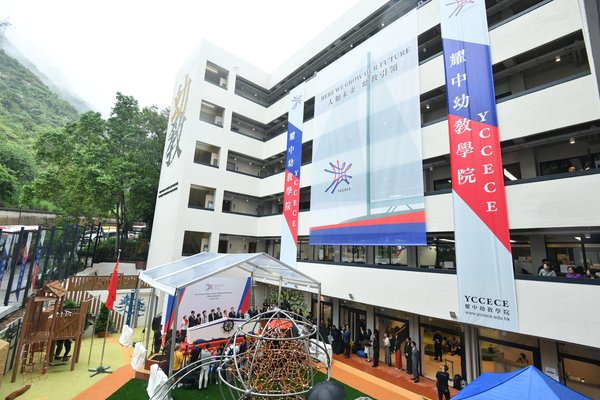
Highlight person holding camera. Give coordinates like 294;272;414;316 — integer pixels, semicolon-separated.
436;365;451;400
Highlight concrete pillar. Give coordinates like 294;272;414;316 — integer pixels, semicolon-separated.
407;246;418;268
332;298;340;328
518;148;537;179
366;305;375;334
530;234;547;272
409;313;420;344
463;326;479;382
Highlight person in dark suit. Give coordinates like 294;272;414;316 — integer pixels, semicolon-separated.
208;309;215;322
342;325;350;358
436;365;451;400
411;341;421;382
371;330;380;367
188;311;197;328
433;331;443;361
404;337;413;374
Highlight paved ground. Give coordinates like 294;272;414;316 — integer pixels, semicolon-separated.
0;329;461;399
332;352;460;400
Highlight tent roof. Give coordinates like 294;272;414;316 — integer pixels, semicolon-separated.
139;252;320;296
453;366;591;400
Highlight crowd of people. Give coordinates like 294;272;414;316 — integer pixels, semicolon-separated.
536;258;599;279
182;305;262;331
169;339;249;390
323;321;462;399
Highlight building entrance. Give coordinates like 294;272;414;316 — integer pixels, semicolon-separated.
340;305;366;351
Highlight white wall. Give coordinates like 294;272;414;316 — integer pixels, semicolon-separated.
297;261;600;348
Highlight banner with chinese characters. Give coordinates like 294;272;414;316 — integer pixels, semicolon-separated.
310;9;425;245
440;0;519;331
280;83;305;267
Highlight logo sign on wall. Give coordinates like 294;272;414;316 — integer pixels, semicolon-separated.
439;0;519;331
164;277;251;331
310;9;425;246
165;74;191;167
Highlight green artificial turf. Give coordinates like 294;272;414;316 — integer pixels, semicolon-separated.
108;372;369;399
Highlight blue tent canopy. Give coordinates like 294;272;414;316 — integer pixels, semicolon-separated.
453;366;591;400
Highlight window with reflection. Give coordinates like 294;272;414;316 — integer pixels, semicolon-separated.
341;246;366;263
315;245;335;262
419;317;464;380
559;343;600;399
478;328;539;375
297;237;309;261
418;236;456;269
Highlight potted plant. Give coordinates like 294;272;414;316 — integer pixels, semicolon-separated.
96;304;114;337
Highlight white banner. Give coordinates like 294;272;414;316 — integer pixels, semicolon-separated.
166;277;251;330
310;10;425;246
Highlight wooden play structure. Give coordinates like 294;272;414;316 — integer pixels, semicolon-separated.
11;281;89;383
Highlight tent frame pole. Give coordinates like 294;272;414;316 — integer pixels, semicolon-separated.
168;288;181;378
145;287;156;355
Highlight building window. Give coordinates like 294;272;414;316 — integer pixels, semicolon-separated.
204;61;229;89
194;141;220;167
182;231;210;256
418;236;456;269
478;328;539;375
558;343;600;399
419;317;465;380
188;185;216;210
200;100;225;127
315;245;335;262
297;237;309;261
341;246;366;263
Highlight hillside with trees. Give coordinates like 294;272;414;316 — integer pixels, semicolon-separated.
0;48;79;206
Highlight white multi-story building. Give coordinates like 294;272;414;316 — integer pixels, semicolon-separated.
148;0;600;396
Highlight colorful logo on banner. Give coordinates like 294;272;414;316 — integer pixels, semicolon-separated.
325;161;353;193
280;83;305;267
440;0;519;331
310;10;425;246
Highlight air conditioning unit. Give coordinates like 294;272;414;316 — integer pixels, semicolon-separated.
212;158;219;166
214;116;223;126
219;78;228;88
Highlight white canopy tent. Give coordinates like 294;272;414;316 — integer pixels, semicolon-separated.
137;252;322;377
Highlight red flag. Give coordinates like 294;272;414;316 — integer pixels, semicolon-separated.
105;256;119;311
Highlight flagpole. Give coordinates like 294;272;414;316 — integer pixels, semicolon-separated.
88;294;100;365
89;250;120;376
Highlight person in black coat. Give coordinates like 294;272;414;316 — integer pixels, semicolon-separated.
371;329;380;367
404;337;413;374
433;331;443;361
436;365;451;400
411;341;421;382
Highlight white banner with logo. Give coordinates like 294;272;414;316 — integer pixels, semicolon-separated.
310;9;425;246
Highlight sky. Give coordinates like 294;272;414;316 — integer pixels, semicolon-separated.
2;0;358;116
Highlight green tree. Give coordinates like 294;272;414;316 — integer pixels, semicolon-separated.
0;138;37;206
29;93;167;247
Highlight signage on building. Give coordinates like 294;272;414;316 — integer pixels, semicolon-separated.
165;74;191;167
439;0;519;331
280;84;305;267
163;277;251;331
310;10;425;246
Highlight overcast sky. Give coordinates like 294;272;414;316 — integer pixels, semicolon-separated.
2;0;357;116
